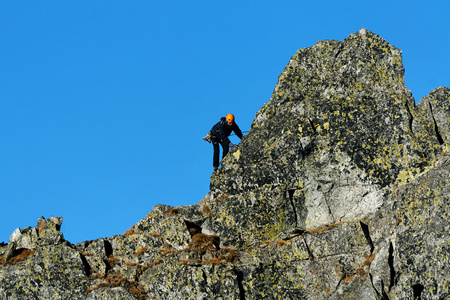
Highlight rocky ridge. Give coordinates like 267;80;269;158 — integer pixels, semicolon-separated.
1;29;450;299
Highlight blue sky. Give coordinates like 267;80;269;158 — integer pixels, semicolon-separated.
1;1;449;244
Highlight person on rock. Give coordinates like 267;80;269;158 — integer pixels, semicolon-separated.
209;114;243;171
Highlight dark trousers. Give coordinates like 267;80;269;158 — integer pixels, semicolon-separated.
212;137;229;167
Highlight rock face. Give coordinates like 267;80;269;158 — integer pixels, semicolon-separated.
1;29;450;299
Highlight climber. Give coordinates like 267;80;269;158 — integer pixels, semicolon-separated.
209;114;243;171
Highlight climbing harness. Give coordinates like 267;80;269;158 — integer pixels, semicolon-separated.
202;131;248;143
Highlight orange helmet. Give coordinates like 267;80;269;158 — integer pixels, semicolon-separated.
226;114;235;125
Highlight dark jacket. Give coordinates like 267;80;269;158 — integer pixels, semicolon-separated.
211;117;243;145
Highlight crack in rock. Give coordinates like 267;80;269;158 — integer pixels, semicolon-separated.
429;102;445;145
359;221;374;253
234;267;246;300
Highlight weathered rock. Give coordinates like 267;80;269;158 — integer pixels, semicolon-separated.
0;244;88;299
414;86;450;156
36;216;65;245
389;157;450;299
1;29;450;299
86;287;135;300
208;28;442;250
0;217;88;299
140;255;242;299
132;204;208;250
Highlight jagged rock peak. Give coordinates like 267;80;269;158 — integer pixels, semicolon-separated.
1;29;450;300
209;28;443;243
